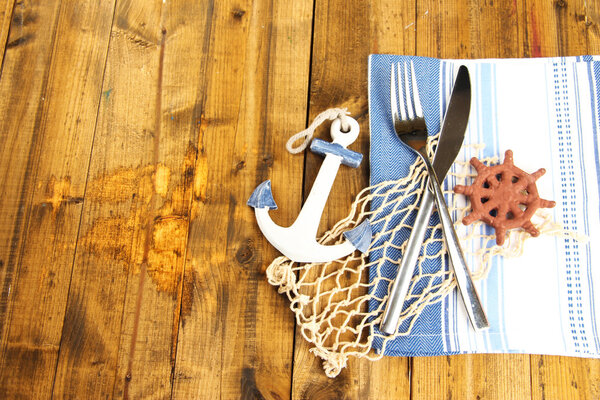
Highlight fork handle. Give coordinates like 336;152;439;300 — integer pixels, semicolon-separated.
422;155;490;331
379;187;435;334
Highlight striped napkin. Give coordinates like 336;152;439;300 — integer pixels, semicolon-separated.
368;55;600;357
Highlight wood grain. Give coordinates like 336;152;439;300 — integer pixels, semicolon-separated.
109;0;211;398
0;0;116;397
531;355;600;400
52;1;169;398
0;0;597;398
416;0;522;59
523;0;587;57
585;0;600;54
0;0;14;70
412;355;531;400
0;0;59;366
171;0;312;398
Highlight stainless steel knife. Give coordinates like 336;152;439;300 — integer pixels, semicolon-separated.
380;65;489;334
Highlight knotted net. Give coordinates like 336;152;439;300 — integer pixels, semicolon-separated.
265;135;583;378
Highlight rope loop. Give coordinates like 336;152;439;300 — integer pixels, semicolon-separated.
286;108;351;154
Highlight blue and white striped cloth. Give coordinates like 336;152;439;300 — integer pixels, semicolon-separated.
368;55;600;357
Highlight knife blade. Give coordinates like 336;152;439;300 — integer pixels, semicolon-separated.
380;65;488;334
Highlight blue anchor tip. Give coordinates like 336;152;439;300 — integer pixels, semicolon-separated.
343;219;372;253
247;180;278;210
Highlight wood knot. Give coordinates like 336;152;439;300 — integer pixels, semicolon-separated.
184;165;194;180
6;34;32;49
12;10;37;25
44;176;77;213
240;367;265;399
262;154;274;167
233;160;246;173
235;239;255;265
554;0;566;8
232;8;246;19
269;391;284;400
581;14;594;27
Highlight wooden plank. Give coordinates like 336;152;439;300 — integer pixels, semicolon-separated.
0;0;59;350
171;0;313;398
0;0;63;396
531;355;600;400
585;0;600;54
50;0;225;397
291;0;415;398
0;0;115;397
0;0;117;393
51;1;180;398
106;0;215;398
522;0;586;57
0;0;14;71
357;357;411;399
412;355;531;399
0;0;60;348
416;0;523;59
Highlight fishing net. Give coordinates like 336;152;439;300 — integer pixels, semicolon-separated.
265;135;584;378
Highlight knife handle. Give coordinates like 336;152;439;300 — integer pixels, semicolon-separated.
380;162;490;334
379;187;435;335
423;157;490;331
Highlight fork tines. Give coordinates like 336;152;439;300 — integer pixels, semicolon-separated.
391;61;426;137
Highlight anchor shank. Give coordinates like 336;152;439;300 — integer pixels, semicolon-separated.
291;154;343;237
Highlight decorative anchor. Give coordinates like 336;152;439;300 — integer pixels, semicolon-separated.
247;116;372;263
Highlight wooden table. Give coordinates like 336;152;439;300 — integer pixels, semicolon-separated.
1;0;599;398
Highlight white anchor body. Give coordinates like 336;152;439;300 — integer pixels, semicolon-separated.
248;117;371;263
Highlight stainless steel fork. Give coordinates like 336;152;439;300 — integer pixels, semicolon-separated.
380;62;489;333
